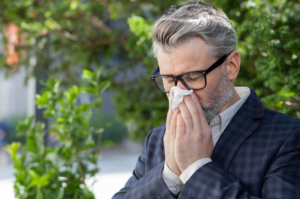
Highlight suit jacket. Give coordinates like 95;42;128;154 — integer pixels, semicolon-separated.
112;89;300;199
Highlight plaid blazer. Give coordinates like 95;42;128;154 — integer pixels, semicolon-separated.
112;89;300;199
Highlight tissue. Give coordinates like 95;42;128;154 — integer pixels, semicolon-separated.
169;86;193;111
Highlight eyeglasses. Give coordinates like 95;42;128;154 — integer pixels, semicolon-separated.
150;52;232;93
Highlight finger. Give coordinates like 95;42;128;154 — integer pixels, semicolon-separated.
190;93;202;115
166;97;174;130
178;97;194;131
182;95;201;131
176;113;186;138
190;93;207;123
170;108;179;139
190;93;211;133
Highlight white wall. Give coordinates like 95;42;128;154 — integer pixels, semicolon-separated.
0;67;35;118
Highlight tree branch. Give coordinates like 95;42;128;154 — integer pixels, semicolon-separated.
75;154;86;186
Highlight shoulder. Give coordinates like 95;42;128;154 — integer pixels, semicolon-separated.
263;108;300;129
259;108;300;140
151;124;166;136
145;124;166;144
142;124;166;166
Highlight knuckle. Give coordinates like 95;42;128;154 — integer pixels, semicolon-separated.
190;108;198;115
181;137;189;145
177;121;185;128
184;95;191;102
171;112;178;120
184;113;192;121
178;103;183;110
206;131;212;140
195;131;204;140
195;134;202;141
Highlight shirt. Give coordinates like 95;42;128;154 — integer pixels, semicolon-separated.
162;87;251;194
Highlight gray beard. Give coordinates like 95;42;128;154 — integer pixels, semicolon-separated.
199;67;234;123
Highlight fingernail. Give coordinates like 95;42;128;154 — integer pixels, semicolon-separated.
191;93;195;98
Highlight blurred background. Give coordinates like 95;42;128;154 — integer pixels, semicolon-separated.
0;0;300;198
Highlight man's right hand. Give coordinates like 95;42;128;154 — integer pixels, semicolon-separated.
164;101;181;176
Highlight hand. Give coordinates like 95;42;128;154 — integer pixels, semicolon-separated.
174;93;214;172
164;100;181;176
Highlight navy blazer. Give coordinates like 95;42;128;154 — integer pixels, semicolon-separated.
112;89;300;199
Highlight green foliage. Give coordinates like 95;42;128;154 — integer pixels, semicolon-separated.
90;109;128;144
3;114;27;144
5;69;110;199
0;0;183;141
115;0;300;140
0;0;120;85
1;0;300;141
112;1;184;140
212;0;300;117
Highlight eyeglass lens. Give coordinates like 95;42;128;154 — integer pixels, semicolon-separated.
154;72;205;92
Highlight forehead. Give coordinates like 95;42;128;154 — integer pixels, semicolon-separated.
157;37;214;75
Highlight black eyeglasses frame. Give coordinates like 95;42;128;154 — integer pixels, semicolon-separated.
150;51;233;93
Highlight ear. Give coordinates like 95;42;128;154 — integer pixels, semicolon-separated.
225;51;241;82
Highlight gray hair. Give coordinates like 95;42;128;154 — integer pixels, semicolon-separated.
151;0;237;59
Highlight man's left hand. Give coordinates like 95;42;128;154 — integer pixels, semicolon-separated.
174;93;214;172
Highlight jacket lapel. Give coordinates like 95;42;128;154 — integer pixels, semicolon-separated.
211;89;264;170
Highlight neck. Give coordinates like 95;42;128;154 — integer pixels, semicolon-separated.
218;87;240;114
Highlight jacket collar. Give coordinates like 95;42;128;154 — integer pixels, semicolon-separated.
211;88;264;169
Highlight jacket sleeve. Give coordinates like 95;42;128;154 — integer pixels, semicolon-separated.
178;127;300;199
112;129;175;199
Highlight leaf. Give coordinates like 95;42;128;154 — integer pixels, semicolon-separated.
16;123;30;131
70;85;79;95
82;70;95;84
95;67;104;82
29;170;39;182
57;118;64;123
84;133;94;145
45;152;57;164
81;87;96;95
89;168;99;176
16;132;26;137
4;142;21;160
127;15;151;37
57;189;64;199
102;140;115;147
39;174;51;187
98;80;111;94
43;109;55;118
95;128;104;134
44;19;57;30
79;103;90;112
92;98;102;108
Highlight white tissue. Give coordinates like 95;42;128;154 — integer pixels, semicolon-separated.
169;86;193;111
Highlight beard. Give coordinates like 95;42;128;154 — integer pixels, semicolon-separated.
199;65;234;123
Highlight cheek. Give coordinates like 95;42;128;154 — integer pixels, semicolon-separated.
193;90;207;104
193;80;217;105
206;68;223;90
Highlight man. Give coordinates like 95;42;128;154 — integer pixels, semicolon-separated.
113;1;300;198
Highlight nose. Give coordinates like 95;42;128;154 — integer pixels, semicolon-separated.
176;80;188;90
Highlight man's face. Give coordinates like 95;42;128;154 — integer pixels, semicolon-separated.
157;37;234;122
